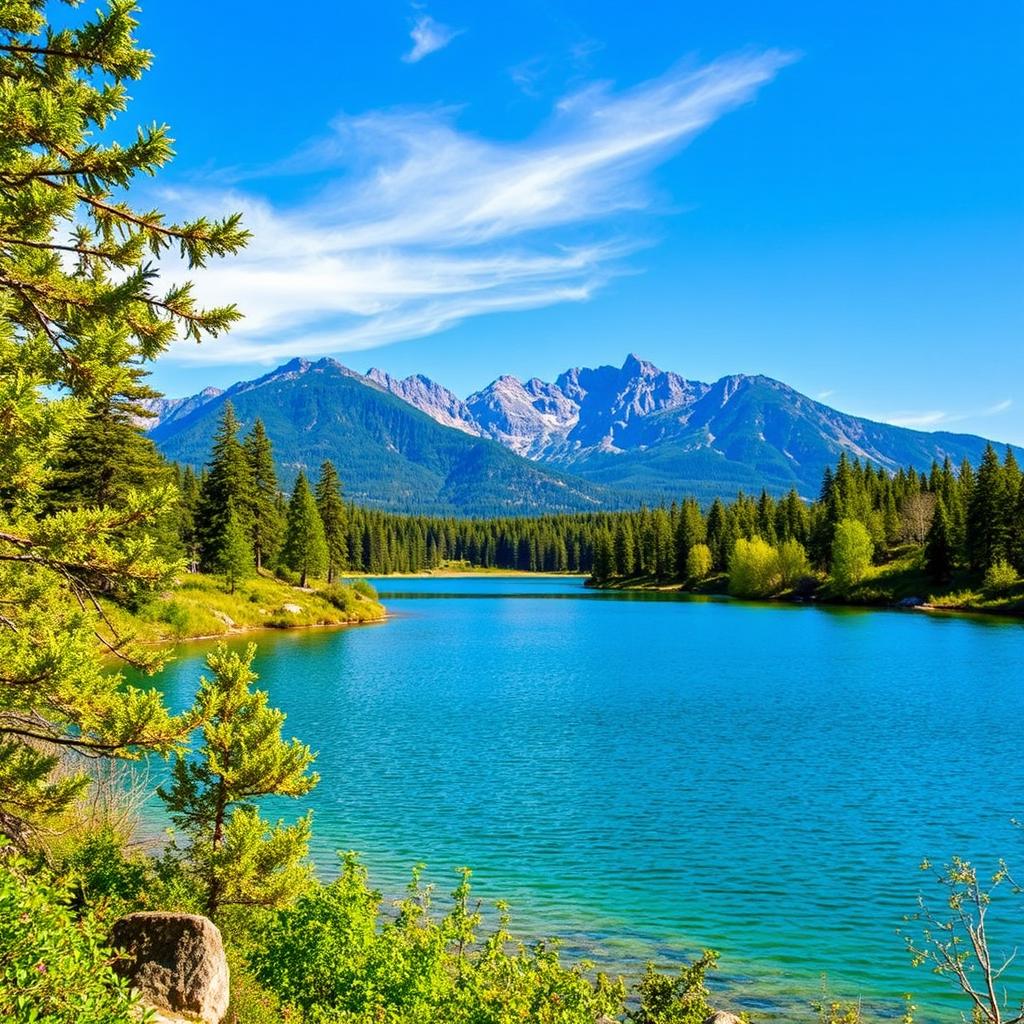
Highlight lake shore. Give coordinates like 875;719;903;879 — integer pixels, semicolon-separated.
103;572;387;644
587;573;1024;620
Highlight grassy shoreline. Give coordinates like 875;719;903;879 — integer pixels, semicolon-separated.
102;572;387;644
588;557;1024;620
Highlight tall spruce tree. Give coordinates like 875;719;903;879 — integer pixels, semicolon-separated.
315;461;348;583
0;0;246;841
243;419;282;571
198;401;254;571
967;445;1007;571
159;644;317;917
219;502;254;594
924;496;954;583
283;472;328;587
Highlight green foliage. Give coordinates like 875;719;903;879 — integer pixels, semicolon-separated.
252;854;627;1024
830;519;874;593
316;460;349;583
220;500;254;593
776;537;811;588
283;471;328;587
245;419;284;571
0;0;245;842
0;847;139;1024
728;536;781;598
984;558;1020;592
628;951;718;1024
198;402;255;571
158;644;318;917
685;543;713;582
924;497;953;583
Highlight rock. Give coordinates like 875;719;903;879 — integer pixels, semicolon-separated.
212;610;236;628
110;912;229;1024
896;595;924;608
704;1013;744;1024
280;602;302;614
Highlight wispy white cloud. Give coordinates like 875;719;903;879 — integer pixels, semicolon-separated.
403;13;462;63
163;50;793;367
983;398;1013;416
879;399;1012;430
886;410;950;428
816;389;835;401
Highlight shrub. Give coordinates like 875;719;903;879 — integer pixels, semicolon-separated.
629;950;718;1024
352;579;378;600
685;544;713;582
318;583;357;614
776;538;811;590
158;599;191;635
252;854;627;1023
830;519;874;593
0;847;139;1024
985;559;1020;592
60;829;151;920
728;537;781;597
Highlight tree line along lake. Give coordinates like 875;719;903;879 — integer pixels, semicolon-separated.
140;576;1024;1021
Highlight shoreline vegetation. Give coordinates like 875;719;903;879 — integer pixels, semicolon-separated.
586;558;1024;620
103;571;386;644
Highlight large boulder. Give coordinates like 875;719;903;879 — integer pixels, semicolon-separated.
110;912;229;1024
704;1013;744;1024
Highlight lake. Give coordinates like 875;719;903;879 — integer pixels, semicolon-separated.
144;577;1024;1021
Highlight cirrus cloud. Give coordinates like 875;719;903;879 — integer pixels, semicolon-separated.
163;50;794;367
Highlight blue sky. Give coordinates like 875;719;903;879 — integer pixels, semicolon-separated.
132;1;1023;444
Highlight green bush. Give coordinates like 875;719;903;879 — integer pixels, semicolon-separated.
317;583;357;614
728;537;781;597
830;519;874;593
776;538;811;590
60;829;151;920
351;579;378;601
685;544;713;582
0;846;139;1024
628;951;718;1024
252;854;627;1023
985;559;1020;592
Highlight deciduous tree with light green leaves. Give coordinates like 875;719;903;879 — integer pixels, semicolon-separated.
158;644;318;918
0;0;247;843
830;518;874;593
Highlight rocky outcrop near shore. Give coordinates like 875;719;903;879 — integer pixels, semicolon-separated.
111;912;229;1024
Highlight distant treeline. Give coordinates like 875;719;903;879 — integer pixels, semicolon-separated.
47;398;1024;588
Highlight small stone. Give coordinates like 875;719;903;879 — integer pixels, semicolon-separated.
704;1013;744;1024
110;912;229;1024
280;602;302;614
212;610;235;628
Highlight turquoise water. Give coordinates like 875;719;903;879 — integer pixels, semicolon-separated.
144;577;1024;1021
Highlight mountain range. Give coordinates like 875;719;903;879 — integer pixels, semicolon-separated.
148;355;1021;515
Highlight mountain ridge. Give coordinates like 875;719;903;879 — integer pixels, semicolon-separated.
148;354;1023;508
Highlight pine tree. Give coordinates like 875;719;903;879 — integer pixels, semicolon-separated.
179;466;201;571
198;402;255;571
220;502;254;593
283;472;328;586
159;645;317;917
967;445;1007;571
315;461;348;583
924;496;954;584
243;419;282;571
0;0;246;841
592;530;615;581
613;520;636;578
